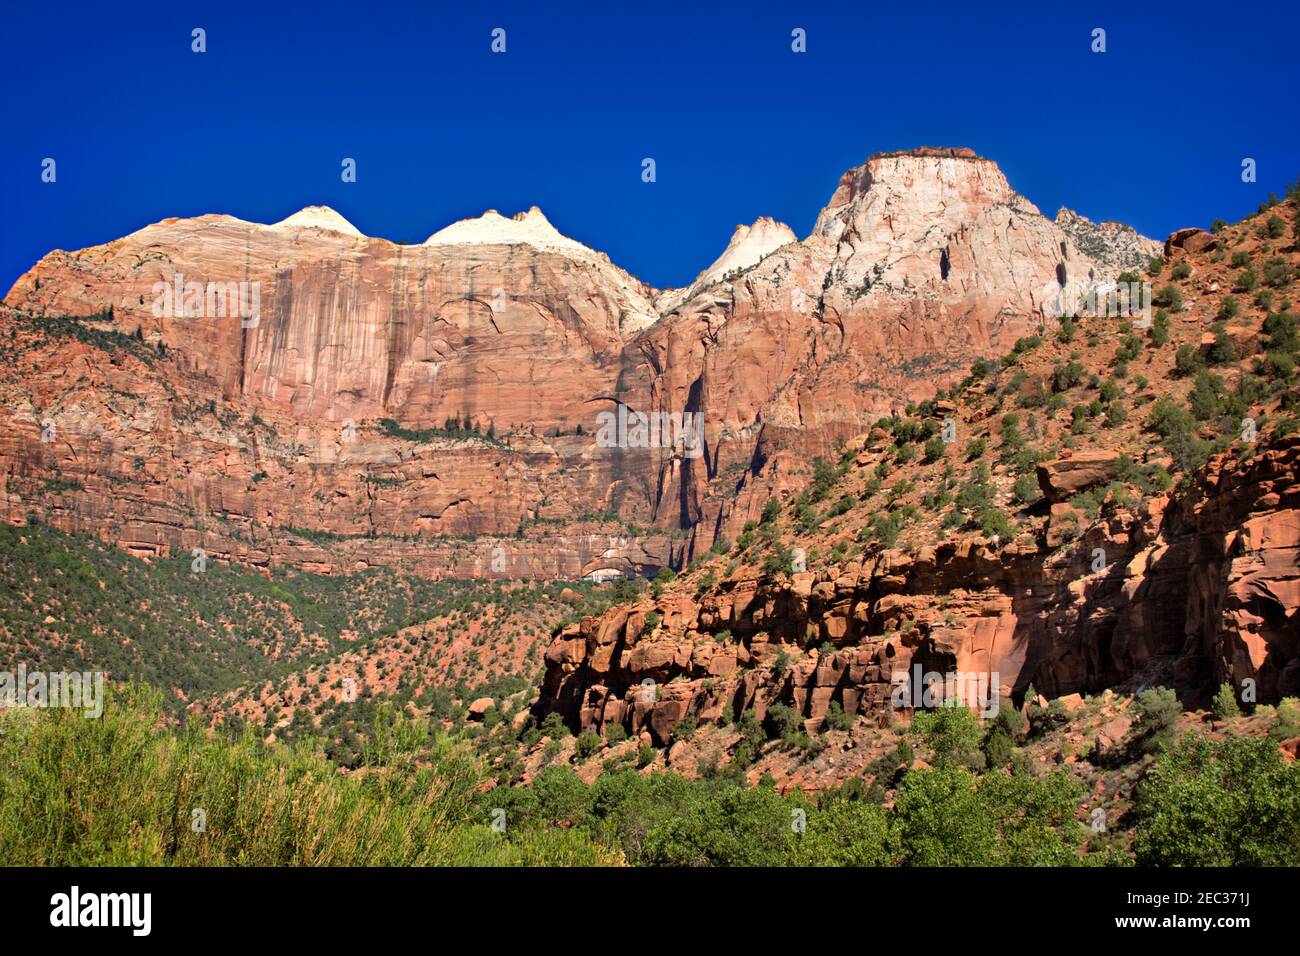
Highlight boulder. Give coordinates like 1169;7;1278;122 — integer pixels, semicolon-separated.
1037;451;1121;503
1164;227;1218;257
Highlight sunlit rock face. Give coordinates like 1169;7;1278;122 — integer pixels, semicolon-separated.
3;149;1156;576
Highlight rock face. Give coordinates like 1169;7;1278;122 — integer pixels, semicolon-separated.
1055;207;1163;275
535;437;1300;742
656;216;796;313
2;148;1158;579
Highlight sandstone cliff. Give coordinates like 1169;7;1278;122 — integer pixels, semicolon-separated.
2;148;1157;580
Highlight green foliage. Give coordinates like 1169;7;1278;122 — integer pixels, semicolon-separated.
574;730;602;759
787;798;898;865
1051;360;1084;392
1153;283;1183;311
641;783;792;866
1264;310;1298;351
1145;398;1212;473
911;703;986;771
1132;734;1300;866
923;435;946;464
1212;682;1242;720
1189;369;1230;420
1131;687;1181;754
378;417;504;447
1012;473;1041;504
0;524;535;712
12;685;1296;868
1149;309;1170;347
822;700;854;733
0;686;497;865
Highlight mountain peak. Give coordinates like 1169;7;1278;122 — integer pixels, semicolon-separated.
423;206;592;257
657;216;796;312
866;145;984;162
268;206;366;238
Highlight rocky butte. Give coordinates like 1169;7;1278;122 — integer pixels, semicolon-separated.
1;147;1158;583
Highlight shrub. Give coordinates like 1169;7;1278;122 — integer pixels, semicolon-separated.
641;784;791;867
1212;683;1242;720
575;730;602;759
911;703;986;770
1148;309;1170;347
604;723;629;745
1131;687;1181;754
923;435;946;464
1012;473;1041;504
1206;329;1238;365
822;701;855;733
1264;310;1298;351
1174;343;1204;376
1153;283;1183;310
786;799;897;866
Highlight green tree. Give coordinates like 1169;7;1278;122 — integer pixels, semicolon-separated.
1132;734;1300;865
641;783;792;866
787;798;897;866
894;766;997;866
911;701;986;770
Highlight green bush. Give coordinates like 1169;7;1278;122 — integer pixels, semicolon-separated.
1131;687;1181;754
1153;283;1183;310
1132;734;1300;865
1212;683;1242;720
911;702;986;770
641;783;792;867
1149;309;1170;347
1012;473;1041;504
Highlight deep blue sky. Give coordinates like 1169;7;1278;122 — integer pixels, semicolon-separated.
2;0;1297;294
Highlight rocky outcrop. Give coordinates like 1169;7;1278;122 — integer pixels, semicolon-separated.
1164;227;1220;258
535;437;1300;741
1056;207;1163;275
1036;451;1121;503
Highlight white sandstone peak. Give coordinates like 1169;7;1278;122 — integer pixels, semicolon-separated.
268;206;366;238
714;218;797;274
657;216;795;313
422;206;594;258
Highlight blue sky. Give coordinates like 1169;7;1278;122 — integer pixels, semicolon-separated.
2;0;1297;293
